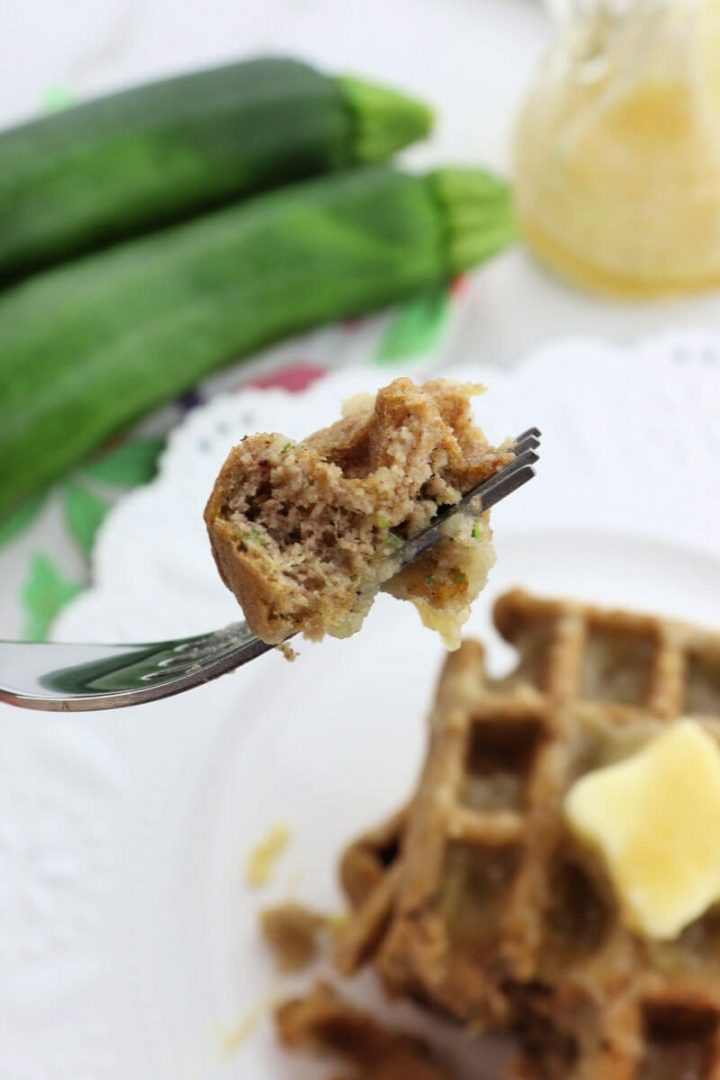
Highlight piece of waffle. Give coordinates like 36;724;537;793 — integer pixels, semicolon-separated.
276;981;456;1080
334;806;408;978
337;589;720;1075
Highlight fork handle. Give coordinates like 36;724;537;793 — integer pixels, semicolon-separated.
0;623;273;711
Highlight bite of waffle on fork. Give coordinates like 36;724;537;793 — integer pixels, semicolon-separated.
333;589;720;1078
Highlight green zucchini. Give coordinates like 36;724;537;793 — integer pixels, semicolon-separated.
0;166;516;521
0;58;432;282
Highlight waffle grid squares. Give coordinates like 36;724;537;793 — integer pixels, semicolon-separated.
335;590;720;1078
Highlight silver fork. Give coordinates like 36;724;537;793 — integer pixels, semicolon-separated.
0;430;540;711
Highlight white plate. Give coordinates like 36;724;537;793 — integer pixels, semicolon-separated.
2;333;720;1078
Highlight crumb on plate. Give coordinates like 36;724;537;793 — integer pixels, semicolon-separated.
220;987;281;1057
246;823;292;887
261;901;330;972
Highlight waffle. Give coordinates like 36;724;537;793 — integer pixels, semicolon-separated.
334;805;407;978
336;589;720;1075
276;981;456;1079
261;902;329;972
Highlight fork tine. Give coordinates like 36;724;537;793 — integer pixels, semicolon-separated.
458;448;538;514
473;429;541;508
473;463;536;512
513;429;541;454
494;446;540;479
397;430;539;567
450;431;541;514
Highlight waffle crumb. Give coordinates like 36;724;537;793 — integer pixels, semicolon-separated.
205;378;511;647
276;981;456;1079
246;824;292;887
261;902;330;972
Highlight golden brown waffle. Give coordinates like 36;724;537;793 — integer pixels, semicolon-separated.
261;902;330;972
336;589;720;1074
334;806;407;978
276;981;456;1079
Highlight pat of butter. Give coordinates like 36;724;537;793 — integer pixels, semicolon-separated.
565;720;720;940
